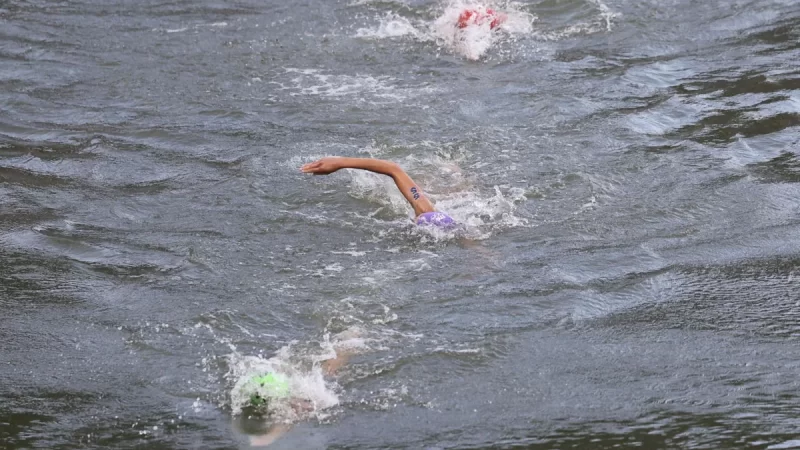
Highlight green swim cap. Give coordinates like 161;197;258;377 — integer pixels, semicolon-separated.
248;372;290;407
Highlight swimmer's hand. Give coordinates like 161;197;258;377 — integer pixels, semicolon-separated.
301;157;343;175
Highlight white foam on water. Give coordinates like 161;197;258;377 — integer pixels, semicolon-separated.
279;68;404;100
767;440;800;450
272;68;436;104
356;13;422;39
430;184;528;237
331;250;369;257
322;297;401;335
347;0;388;5
155;21;229;34
625;96;707;136
431;346;481;354
588;0;617;32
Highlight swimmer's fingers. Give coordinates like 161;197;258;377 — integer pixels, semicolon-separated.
300;161;320;173
301;158;340;175
300;161;328;175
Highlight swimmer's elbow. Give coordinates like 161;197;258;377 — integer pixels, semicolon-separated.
384;161;404;178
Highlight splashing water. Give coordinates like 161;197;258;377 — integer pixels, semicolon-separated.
433;185;528;235
348;170;412;217
431;1;535;60
227;346;339;420
355;13;421;39
344;152;529;240
352;0;619;60
353;1;536;60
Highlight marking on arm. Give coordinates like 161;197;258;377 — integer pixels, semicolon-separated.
410;186;420;200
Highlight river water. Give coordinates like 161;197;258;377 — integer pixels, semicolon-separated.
2;0;800;448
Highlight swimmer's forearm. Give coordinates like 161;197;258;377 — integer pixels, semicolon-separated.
331;157;403;177
301;157;397;176
336;158;435;215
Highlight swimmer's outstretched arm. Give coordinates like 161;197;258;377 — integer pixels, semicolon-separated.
301;157;435;217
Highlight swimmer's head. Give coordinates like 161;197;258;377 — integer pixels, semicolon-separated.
248;372;290;407
457;7;506;30
416;211;457;229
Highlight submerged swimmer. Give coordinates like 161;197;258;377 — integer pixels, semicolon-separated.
301;157;457;228
243;349;352;447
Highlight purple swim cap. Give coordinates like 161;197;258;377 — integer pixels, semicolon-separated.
416;211;456;228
